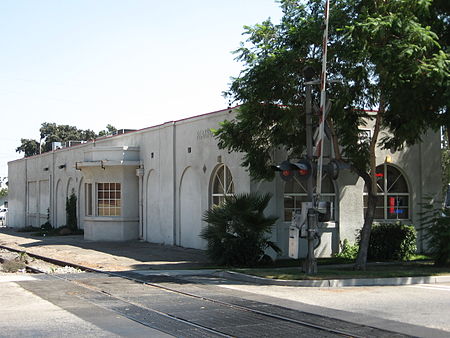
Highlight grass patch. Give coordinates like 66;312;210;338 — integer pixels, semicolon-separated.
409;254;432;261
256;255;433;269
233;261;450;280
270;257;354;268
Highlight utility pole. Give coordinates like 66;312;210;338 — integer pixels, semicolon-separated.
279;1;333;274
315;0;330;202
304;71;319;274
303;0;330;274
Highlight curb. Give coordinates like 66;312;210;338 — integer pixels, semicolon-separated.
214;270;450;287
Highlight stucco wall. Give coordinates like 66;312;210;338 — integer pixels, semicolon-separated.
7;107;442;255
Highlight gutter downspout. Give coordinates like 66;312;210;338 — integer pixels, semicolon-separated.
24;158;28;226
172;121;177;246
51;151;55;227
137;163;144;239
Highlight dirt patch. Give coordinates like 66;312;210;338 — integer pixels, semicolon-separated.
0;248;84;274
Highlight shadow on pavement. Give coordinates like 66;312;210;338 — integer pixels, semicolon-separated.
0;228;210;270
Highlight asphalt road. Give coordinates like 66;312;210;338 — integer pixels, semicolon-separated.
0;274;171;337
216;280;450;337
2;270;449;337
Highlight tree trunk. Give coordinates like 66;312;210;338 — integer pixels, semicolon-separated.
354;100;384;270
354;170;376;270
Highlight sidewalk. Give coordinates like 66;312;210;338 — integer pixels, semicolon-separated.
0;228;209;271
1;227;450;288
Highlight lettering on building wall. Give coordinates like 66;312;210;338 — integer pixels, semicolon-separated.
197;129;214;140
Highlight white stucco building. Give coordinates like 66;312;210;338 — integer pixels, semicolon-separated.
7;107;441;257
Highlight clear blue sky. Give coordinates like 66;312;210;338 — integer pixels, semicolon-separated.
0;0;283;179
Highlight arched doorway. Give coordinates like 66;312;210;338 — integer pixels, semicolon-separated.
145;170;162;243
55;179;65;227
179;167;203;249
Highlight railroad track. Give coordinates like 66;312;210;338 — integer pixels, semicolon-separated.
0;245;411;338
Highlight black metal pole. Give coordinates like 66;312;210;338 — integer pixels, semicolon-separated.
304;83;317;274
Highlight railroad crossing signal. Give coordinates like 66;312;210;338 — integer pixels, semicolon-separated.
273;159;348;182
272;159;312;181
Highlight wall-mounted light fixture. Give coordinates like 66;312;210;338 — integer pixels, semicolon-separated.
187;147;192;153
58;164;66;169
75;162;82;171
43;167;49;171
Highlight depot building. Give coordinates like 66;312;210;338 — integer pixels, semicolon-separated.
7;107;441;257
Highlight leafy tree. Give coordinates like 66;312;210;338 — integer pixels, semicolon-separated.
215;0;449;270
0;188;7;198
16;123;117;157
98;124;118;137
201;193;280;266
39;122;96;153
15;138;40;157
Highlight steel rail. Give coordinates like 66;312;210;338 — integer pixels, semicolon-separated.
13;255;231;337
0;244;363;337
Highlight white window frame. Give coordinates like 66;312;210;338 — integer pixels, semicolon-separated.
210;164;234;206
363;163;410;220
97;182;121;217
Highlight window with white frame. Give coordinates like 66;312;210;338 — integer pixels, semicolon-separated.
363;164;409;220
97;183;121;216
211;164;234;206
284;176;336;222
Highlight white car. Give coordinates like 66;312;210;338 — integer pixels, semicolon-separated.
0;208;7;221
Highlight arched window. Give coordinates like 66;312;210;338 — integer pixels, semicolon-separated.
284;176;336;222
211;164;234;206
363;164;409;220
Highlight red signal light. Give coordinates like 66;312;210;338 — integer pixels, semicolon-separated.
282;170;291;177
298;169;309;176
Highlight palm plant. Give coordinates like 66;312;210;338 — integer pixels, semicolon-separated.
201;192;280;267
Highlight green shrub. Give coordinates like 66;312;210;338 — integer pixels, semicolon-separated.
365;222;417;261
334;239;359;260
201;192;281;267
419;198;450;266
41;222;52;231
66;191;77;230
40;208;52;230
